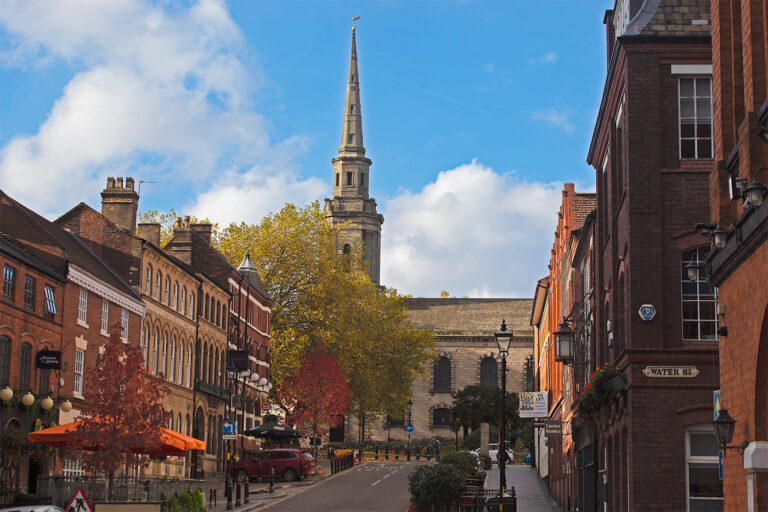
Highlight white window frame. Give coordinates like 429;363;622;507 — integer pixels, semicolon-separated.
152;329;159;375
169;337;176;382
685;424;723;512
161;333;168;377
101;299;109;334
681;247;718;341
172;282;178;311
142;325;149;367
120;309;129;340
63;458;84;478
177;342;184;385
164;277;170;305
145;265;152;294
73;348;84;396
155;272;161;300
77;288;88;325
181;287;186;316
189;292;195;319
678;76;713;160
186;346;192;387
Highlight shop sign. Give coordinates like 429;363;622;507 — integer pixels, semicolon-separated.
544;420;562;437
532;420;547;428
36;350;61;369
642;366;699;378
261;403;272;413
519;392;548;418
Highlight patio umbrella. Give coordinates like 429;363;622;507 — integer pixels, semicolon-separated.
243;421;306;439
27;421;204;456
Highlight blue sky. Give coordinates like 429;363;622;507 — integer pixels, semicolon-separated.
0;0;612;298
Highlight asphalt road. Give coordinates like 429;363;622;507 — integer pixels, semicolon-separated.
262;462;421;512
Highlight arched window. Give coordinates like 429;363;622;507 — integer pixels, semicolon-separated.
161;332;168;377
204;293;209;319
164;277;170;305
480;357;498;387
0;335;11;387
152;328;159;374
208;349;214;384
433;356;451;393
181;287;187;316
142;324;150;367
172;282;179;311
222;304;227;330
189;292;195;319
145;265;152;294
177;413;182;433
169;336;176;382
185;414;190;436
202;344;208;384
213;349;219;385
168;411;174;430
433;408;452;427
177;341;184;385
19;342;32;392
220;351;226;387
186;344;193;387
155;271;162;300
216;300;221;327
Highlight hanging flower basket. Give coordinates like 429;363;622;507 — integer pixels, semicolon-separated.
575;364;624;428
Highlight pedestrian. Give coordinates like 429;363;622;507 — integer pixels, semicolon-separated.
433;438;441;462
213;488;217;507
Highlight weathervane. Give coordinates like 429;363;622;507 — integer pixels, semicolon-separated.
352;16;360;31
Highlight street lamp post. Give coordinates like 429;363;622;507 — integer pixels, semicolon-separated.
407;399;413;461
225;363;238;510
494;320;514;498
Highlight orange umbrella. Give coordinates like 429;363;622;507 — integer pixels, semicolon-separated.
27;421;204;456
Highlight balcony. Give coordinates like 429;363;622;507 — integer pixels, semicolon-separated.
194;381;228;401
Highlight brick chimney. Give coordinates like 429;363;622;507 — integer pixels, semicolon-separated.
101;176;139;232
191;223;213;244
137;223;161;246
167;216;193;265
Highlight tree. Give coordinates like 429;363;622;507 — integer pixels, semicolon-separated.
277;345;350;453
213;202;435;428
451;385;529;442
67;328;168;482
137;209;216;247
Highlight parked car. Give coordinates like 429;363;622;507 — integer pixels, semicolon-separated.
232;448;314;482
0;507;64;512
473;443;513;464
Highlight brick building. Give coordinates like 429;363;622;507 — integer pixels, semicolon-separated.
586;1;720;510
541;184;595;510
530;276;550;485
706;0;768;509
0;189;144;502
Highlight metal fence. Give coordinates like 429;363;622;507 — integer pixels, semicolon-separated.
36;476;205;505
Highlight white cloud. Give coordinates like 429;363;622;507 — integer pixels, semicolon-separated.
483;63;495;73
534;52;557;64
532;108;574;133
380;160;561;298
0;0;313;217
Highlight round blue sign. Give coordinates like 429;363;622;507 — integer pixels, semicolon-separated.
406;424;414;432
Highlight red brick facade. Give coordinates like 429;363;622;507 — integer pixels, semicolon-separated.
708;1;768;509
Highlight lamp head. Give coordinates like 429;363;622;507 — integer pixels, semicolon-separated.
21;392;35;407
258;377;268;387
60;399;73;413
684;257;700;282
712;224;728;250
554;318;574;363
714;408;736;448
494;319;513;355
0;386;13;402
41;396;54;410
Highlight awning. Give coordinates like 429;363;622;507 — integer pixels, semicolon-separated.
27;421;205;456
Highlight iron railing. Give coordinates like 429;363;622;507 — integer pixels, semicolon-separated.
36;476;205;505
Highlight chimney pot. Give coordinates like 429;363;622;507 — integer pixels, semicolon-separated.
126;177;135;190
116;177;124;188
107;177;116;188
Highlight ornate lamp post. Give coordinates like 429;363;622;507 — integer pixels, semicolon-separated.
494;320;514;498
407;399;413;461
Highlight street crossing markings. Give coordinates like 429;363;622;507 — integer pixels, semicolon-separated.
371;479;381;486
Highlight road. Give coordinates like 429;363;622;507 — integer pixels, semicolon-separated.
263;462;421;512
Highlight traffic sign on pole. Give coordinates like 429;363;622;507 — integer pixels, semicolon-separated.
406;424;414;433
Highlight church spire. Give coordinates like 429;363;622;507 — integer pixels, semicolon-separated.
339;27;365;154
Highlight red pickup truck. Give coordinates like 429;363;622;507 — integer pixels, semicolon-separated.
232;449;315;482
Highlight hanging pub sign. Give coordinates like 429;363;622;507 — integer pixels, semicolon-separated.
544;420;562;437
36;350;61;370
228;350;249;372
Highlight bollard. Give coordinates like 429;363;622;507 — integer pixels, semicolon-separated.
257;459;261;484
244;480;249;504
385;445;389;460
269;467;275;493
235;480;241;507
395;446;399;461
426;446;431;460
416;445;420;460
225;480;232;510
375;444;379;460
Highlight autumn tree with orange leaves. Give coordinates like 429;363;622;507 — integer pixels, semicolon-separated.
277;345;350;451
67;328;168;481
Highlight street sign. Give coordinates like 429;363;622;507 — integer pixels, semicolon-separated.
714;390;721;420
638;304;656;322
718;450;723;480
544;420;562;437
262;403;272;413
519;392;548;418
66;488;94;512
222;421;236;435
405;424;414;432
532;419;547;428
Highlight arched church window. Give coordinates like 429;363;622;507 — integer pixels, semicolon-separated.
347;171;353;185
433;408;452;427
434;357;451;393
480;357;498;387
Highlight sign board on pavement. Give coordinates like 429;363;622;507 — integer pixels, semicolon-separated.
519;392;548;418
544;420;562;438
66;488;94;512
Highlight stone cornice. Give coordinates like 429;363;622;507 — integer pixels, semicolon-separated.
68;265;145;317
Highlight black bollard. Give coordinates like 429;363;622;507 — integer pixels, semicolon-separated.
426;446;431;461
385;445;389;460
416;445;420;460
235;480;241;507
395;446;399;461
244;480;249;504
375;444;379;460
269;467;275;493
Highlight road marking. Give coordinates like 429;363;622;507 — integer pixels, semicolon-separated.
382;473;391;479
371;479;382;486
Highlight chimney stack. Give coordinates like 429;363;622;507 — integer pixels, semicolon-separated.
191;223;213;244
101;176;139;233
137;223;161;246
167;217;193;265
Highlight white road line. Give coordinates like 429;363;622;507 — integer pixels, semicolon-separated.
371;479;382;486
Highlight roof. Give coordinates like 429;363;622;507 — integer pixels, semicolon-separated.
405;298;534;337
0;190;140;301
0;234;65;282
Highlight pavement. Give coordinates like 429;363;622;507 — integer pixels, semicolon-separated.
485;464;562;512
202;458;333;511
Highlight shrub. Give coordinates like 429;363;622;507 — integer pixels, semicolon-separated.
408;463;466;511
165;489;205;512
440;451;483;480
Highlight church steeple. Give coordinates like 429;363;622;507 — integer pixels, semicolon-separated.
325;24;384;285
340;28;365;153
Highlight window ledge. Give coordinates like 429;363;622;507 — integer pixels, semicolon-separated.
73;392;83;400
100;330;109;338
77;320;89;329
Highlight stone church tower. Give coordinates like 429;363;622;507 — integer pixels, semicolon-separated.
324;27;384;285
